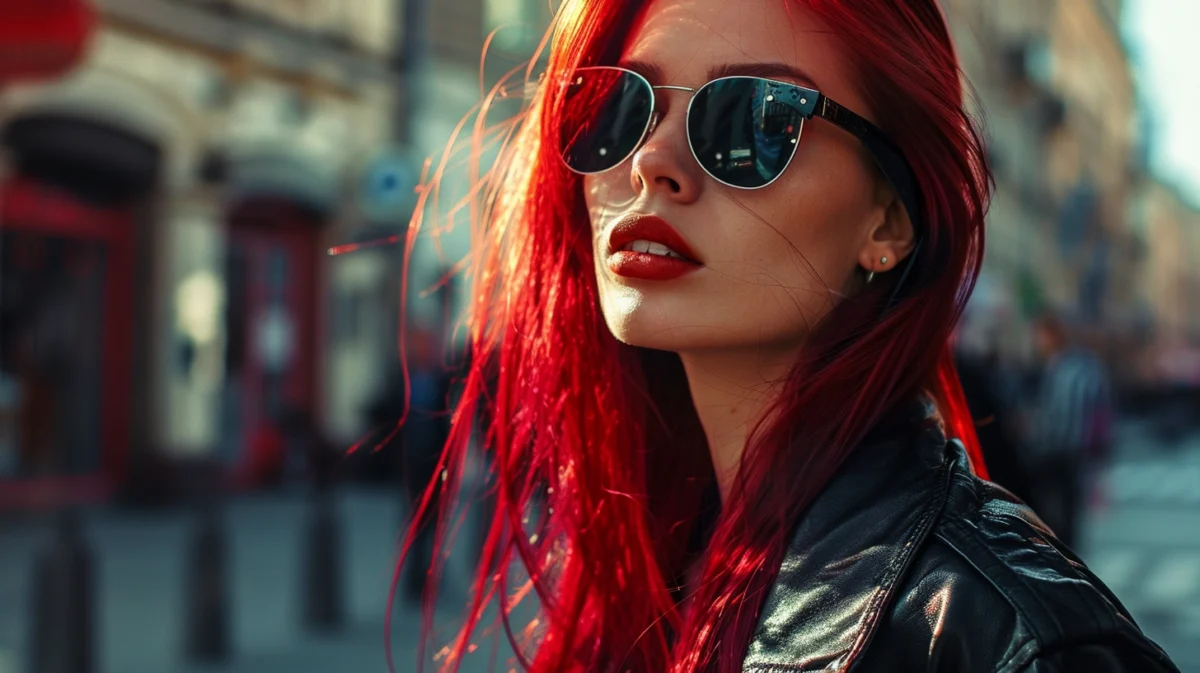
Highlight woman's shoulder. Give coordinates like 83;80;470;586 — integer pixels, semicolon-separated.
870;469;1179;672
744;429;1179;672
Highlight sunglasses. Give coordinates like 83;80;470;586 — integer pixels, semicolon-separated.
558;66;926;309
558;66;921;223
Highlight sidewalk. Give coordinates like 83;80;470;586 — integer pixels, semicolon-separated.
157;612;525;673
0;484;505;673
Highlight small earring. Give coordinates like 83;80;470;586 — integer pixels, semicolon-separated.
881;256;889;265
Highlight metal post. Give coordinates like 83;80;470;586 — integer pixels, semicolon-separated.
302;480;342;630
29;507;94;673
395;0;429;147
184;494;229;662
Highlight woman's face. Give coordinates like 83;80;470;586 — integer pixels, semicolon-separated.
584;0;913;356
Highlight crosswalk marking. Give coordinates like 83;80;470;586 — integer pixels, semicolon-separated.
1082;546;1200;608
1102;462;1200;506
1088;548;1143;594
1140;554;1200;606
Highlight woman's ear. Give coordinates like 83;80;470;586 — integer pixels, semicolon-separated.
858;185;916;276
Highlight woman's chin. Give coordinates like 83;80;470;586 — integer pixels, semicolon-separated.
603;313;736;353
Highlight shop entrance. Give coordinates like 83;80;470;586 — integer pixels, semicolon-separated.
219;198;321;487
0;176;134;502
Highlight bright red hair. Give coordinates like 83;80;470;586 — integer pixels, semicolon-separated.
388;0;992;670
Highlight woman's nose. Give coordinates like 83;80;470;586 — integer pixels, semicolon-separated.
629;107;703;203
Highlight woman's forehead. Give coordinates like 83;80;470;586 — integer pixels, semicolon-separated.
622;0;853;92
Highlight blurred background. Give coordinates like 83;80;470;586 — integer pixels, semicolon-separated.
0;0;1197;672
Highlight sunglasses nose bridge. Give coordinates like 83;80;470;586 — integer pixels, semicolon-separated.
644;84;695;140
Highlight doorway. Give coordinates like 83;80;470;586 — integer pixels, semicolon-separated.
0;176;134;495
219;198;321;487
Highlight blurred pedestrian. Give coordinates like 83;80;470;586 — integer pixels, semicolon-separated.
240;419;285;489
1027;312;1115;549
954;344;1036;506
281;407;339;488
952;304;1036;505
394;327;453;602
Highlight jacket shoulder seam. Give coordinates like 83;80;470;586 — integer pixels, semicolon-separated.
933;519;1062;644
934;511;1123;659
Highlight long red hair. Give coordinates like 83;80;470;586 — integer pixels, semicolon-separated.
389;0;992;670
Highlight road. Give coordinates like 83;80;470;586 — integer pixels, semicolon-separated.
0;419;1197;673
1080;418;1200;671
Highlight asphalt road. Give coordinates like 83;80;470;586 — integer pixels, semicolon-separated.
1079;418;1200;671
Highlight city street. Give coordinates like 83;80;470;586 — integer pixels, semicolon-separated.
1081;418;1200;671
2;1;1197;672
1;419;1198;673
0;484;518;673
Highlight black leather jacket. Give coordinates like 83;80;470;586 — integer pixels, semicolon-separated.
743;398;1180;673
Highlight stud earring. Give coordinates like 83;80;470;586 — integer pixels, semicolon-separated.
881;256;888;265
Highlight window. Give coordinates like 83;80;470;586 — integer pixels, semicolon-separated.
0;231;106;477
180;0;396;56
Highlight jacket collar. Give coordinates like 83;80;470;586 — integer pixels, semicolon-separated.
743;395;961;672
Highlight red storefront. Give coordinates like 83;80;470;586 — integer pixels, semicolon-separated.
0;1;139;508
0;175;137;506
1;2;334;502
219;194;324;489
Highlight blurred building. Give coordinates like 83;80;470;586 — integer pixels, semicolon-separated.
398;0;552;337
0;0;410;506
2;0;1185;507
943;0;1144;366
1140;180;1200;342
1134;178;1200;383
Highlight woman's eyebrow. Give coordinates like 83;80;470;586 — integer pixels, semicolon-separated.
619;59;666;84
618;60;820;90
709;62;821;89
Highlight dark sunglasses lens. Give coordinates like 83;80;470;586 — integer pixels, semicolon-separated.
689;78;806;188
560;68;653;173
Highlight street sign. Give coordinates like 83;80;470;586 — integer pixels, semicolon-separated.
359;149;416;222
0;1;96;84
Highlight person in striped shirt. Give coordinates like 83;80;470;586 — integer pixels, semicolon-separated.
1028;313;1115;549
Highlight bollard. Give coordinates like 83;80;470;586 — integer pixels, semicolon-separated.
184;496;229;662
29;507;94;673
302;480;342;630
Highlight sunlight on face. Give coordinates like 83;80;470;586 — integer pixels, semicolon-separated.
584;0;890;357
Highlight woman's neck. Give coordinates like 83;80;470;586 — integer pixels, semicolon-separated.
677;346;798;502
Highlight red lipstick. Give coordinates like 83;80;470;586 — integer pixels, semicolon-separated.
605;213;703;281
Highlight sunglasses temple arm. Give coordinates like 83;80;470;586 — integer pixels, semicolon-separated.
815;96;923;314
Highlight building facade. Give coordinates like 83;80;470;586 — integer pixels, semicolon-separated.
0;0;407;506
1138;179;1200;345
943;0;1143;367
6;1;1165;504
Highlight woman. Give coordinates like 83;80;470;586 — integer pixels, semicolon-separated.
394;0;1180;671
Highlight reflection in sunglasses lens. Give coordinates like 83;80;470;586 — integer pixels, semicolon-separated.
561;69;653;173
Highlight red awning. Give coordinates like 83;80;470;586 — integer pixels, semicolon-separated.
0;0;96;84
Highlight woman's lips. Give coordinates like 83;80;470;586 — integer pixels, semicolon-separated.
606;250;702;280
604;212;703;280
606;213;702;263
